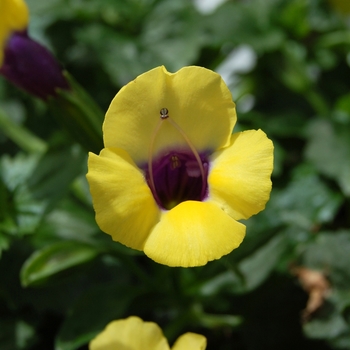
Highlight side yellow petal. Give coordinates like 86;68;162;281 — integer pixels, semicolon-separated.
89;316;170;350
103;66;236;165
87;148;160;250
0;0;29;66
172;333;207;350
144;201;246;267
208;129;274;221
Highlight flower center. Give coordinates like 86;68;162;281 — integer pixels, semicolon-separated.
145;108;209;210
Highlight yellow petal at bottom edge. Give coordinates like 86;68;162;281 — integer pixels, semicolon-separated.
208;129;273;221
172;333;207;350
143;201;246;267
89;316;170;350
87;148;160;250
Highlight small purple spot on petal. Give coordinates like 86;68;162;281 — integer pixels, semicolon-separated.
185;160;202;178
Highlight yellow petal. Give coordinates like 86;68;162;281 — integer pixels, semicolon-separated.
103;66;236;165
86;148;160;250
0;0;29;66
172;333;207;350
144;201;245;267
208;129;274;220
89;316;170;350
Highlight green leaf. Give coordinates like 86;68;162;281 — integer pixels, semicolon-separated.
334;92;350;124
0;146;86;236
305;119;350;196
302;230;350;289
55;282;138;350
192;303;242;329
274;170;343;230
278;0;310;38
27;146;85;204
303;304;348;339
49;72;104;154
237;232;288;292
0;233;10;258
76;0;203;87
280;41;312;93
198;313;242;329
199;233;288;296
0;153;43;235
0;153;39;192
329;331;350;350
0;317;36;350
203;1;285;52
141;0;203;70
20;241;99;287
0;107;47;154
40;199;98;242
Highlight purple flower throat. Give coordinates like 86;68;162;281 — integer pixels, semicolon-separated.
144;108;209;210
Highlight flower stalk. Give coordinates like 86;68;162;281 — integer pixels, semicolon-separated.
0;107;47;153
48;72;104;154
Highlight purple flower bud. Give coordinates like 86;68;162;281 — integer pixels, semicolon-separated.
0;31;69;100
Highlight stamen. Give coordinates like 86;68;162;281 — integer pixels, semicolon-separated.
147;108;173;205
170;155;181;169
147;108;207;206
147;117;164;205
165;116;206;200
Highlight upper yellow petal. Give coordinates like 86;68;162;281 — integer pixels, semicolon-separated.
0;0;29;66
86;148;160;250
208;129;274;220
172;333;207;350
143;201;246;267
89;316;170;350
103;66;236;165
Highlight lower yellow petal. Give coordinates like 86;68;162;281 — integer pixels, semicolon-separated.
172;333;207;350
87;148;160;250
144;201;246;267
89;316;170;350
208;129;273;220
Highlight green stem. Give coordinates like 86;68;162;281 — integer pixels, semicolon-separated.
48;72;104;154
0;108;47;153
163;308;193;343
305;89;330;117
220;256;246;286
192;303;242;328
119;254;153;286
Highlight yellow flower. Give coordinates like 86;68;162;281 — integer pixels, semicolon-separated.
0;0;29;66
87;66;273;267
89;316;207;350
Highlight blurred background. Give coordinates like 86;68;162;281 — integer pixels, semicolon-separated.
1;0;350;349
